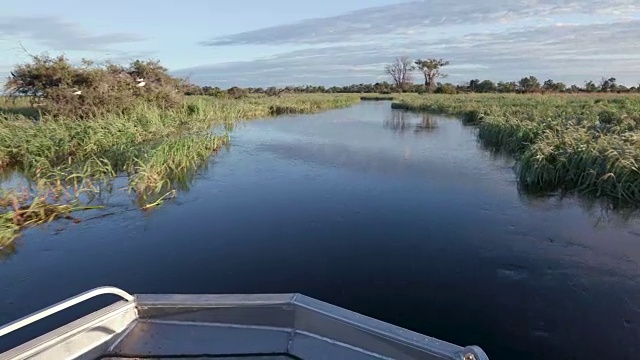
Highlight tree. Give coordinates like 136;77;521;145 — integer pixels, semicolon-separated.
414;58;450;93
477;80;496;93
373;82;393;94
435;83;457;94
616;85;629;93
542;79;556;92
201;86;224;97
469;79;480;92
568;85;581;93
584;80;598;92
385;57;414;92
265;86;285;97
542;79;566;92
518;76;541;93
599;77;617;92
496;81;517;93
227;86;248;99
5;54;184;118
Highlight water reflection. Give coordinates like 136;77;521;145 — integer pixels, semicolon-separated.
384;110;438;134
0;241;17;261
518;189;640;228
415;114;438;133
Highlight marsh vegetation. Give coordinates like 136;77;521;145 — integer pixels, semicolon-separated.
0;55;358;246
393;94;640;203
2;53;640;248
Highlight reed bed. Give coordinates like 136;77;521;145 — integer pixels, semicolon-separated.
360;95;395;101
393;94;640;203
0;94;359;245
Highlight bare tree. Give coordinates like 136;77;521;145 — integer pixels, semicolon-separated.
385;57;414;92
414;58;450;93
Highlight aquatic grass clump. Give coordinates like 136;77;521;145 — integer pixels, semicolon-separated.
361;95;395;101
392;93;640;203
267;95;360;115
477;116;545;153
0;94;359;246
0;94;360;173
518;130;640;201
0;187;103;247
128;133;230;197
0;133;228;245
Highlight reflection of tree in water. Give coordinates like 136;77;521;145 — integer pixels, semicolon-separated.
384;110;438;134
415;114;438;134
384;110;410;133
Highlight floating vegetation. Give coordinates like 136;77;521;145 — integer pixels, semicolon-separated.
0;187;103;247
393;94;640;204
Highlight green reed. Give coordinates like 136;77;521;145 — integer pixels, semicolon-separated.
393;93;640;204
0;94;359;246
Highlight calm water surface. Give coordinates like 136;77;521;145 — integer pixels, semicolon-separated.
2;102;640;359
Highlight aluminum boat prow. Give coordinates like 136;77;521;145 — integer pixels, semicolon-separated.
0;287;489;360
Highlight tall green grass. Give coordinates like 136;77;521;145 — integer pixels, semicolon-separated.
0;95;358;171
393;94;640;204
0;94;359;245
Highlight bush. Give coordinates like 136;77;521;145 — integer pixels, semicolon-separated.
436;83;457;94
265;87;285;97
4;54;187;119
227;87;248;99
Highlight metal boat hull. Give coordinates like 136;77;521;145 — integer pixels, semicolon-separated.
0;287;489;360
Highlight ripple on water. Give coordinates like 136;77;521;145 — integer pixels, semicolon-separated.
496;264;530;281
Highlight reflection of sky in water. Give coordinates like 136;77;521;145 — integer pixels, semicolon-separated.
0;171;31;190
240;103;518;201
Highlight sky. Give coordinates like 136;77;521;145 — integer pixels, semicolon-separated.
1;0;639;87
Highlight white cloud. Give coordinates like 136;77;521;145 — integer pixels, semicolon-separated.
200;0;640;46
0;16;151;86
179;16;640;87
0;16;144;51
3;1;639;88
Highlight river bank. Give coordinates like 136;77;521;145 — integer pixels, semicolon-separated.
0;94;359;245
393;94;640;204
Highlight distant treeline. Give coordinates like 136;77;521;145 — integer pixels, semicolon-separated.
186;76;639;97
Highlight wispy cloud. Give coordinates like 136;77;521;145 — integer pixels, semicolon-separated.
0;16;144;51
201;0;639;47
98;50;159;64
181;15;640;86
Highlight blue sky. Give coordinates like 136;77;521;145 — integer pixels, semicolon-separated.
1;0;639;87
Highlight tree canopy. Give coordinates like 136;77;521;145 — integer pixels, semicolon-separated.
414;59;450;93
5;54;186;118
